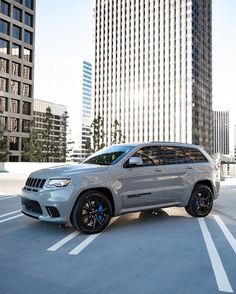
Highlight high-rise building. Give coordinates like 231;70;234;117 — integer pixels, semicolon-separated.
94;0;213;153
55;60;93;162
0;0;35;161
213;111;229;155
233;125;236;161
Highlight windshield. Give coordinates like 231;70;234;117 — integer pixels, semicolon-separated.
83;145;135;166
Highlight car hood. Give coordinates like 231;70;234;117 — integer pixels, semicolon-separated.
28;164;110;179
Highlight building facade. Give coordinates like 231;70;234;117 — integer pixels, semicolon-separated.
0;0;35;161
234;125;236;161
79;61;93;161
55;60;93;162
33;99;67;162
94;0;213;153
213;111;229;155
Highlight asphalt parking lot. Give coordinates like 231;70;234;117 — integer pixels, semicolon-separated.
0;176;236;294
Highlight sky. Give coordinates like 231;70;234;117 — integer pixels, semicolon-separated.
34;1;94;100
212;0;236;111
34;0;236;148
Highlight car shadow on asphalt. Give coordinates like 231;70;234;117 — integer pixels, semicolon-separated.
20;208;193;235
139;208;170;219
106;208;193;233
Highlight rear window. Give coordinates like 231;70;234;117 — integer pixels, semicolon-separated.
158;146;187;165
184;147;208;163
156;146;208;165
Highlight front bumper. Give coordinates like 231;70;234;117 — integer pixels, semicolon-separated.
21;184;78;225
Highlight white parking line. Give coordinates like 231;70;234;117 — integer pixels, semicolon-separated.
0;214;23;224
213;215;236;255
0;195;19;200
0;210;21;218
198;218;233;293
69;233;99;255
47;231;80;252
69;217;119;256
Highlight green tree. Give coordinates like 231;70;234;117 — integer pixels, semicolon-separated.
0;122;9;162
84;136;92;158
60;111;68;161
91;116;106;152
43;107;54;162
0;100;10;162
58;111;72;162
111;119;126;144
21;123;43;162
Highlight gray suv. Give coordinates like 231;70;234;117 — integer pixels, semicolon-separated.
21;142;220;234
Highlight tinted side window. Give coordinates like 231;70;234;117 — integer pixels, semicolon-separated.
184;148;208;163
132;146;161;166
159;146;187;165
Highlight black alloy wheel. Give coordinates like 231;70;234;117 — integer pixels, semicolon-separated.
70;191;112;234
185;184;213;217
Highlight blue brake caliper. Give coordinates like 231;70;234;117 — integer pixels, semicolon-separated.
196;199;199;208
97;203;104;222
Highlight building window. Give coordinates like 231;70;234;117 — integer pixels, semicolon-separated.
10;99;20;113
22;119;30;133
9;156;19;162
10;81;20;95
0;58;8;73
10;118;19;132
13;25;22;40
0;97;8;112
0;1;10;16
9;136;19;151
25;0;33;10
22;83;31;97
15;0;22;4
0;38;8;54
13;6;22;22
24;12;33;27
0;77;7;92
0;19;9;35
12;43;21;58
0;116;7;129
23;48;32;61
22;101;31;115
24;30;32;44
23;65;31;79
12;62;21;76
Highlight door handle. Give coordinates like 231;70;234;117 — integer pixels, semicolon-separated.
186;167;193;170
154;169;162;172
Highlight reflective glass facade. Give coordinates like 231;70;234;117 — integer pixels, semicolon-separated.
82;62;92;120
80;61;92;161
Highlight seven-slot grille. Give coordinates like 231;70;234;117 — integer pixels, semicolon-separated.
25;178;46;189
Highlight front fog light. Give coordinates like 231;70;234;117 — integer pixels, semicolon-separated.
47;178;71;188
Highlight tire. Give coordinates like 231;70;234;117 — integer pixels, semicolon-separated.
185;184;213;217
70;191;112;234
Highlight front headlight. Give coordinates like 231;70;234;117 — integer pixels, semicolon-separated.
47;178;71;188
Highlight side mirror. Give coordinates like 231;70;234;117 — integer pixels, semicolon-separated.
128;156;143;167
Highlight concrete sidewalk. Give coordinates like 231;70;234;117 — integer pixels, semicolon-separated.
213;178;236;220
0;172;27;195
